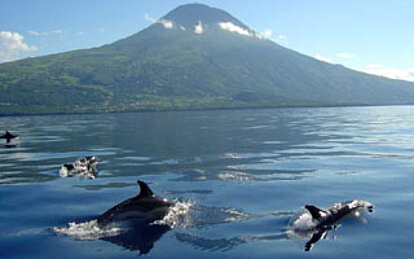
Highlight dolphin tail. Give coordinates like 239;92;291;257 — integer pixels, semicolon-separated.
305;205;325;220
137;180;154;197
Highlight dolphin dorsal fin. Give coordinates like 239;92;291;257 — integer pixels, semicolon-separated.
305;205;325;220
137;180;154;197
4;131;15;138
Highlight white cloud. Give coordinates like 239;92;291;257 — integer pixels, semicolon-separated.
337;52;355;59
28;30;40;36
27;29;65;36
194;21;204;34
160;19;173;29
274;34;288;44
366;64;383;69
314;54;332;63
0;31;37;63
50;30;64;34
255;29;275;40
218;22;252;37
144;13;173;29
263;29;272;38
359;64;414;82
144;13;156;23
255;34;265;39
254;29;288;43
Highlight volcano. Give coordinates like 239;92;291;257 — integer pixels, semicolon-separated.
1;3;414;114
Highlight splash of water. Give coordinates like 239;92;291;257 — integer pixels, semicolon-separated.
152;199;194;228
288;209;317;231
52;220;122;240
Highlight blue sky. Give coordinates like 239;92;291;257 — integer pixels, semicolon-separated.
1;0;413;81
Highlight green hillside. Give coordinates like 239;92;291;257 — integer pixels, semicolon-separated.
1;3;414;115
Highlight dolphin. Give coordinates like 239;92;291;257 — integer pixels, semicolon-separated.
0;130;18;144
303;225;338;251
97;180;173;226
295;200;374;251
304;200;374;228
59;156;99;179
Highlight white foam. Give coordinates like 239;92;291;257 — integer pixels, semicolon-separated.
152;199;193;228
58;167;69;177
53;220;122;240
289;210;317;231
217;171;251;181
58;157;98;179
222;208;251;222
58;166;96;179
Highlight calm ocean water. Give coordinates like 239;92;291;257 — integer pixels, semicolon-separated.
1;106;414;258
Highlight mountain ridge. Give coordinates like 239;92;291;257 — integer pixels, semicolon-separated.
1;3;414;115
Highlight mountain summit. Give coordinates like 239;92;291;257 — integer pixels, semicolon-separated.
162;3;249;29
1;4;414;114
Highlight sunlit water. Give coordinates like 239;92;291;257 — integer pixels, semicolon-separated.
1;106;414;258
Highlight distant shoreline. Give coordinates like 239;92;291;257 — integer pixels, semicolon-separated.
1;102;414;118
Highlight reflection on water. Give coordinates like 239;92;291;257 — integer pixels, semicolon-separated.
2;106;414;185
53;219;171;255
102;223;170;255
2;106;414;258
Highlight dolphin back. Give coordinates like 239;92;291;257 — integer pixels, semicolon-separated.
97;180;172;226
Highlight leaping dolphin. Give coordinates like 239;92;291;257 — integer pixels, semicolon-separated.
0;130;18;144
290;200;374;251
97;180;173;226
304;200;374;229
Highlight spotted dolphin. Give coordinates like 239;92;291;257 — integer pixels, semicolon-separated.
305;200;374;228
59;156;99;179
301;200;374;251
97;180;173;226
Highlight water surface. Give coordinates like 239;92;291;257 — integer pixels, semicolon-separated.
1;106;414;258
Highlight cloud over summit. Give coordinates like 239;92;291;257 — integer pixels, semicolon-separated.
218;22;252;37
